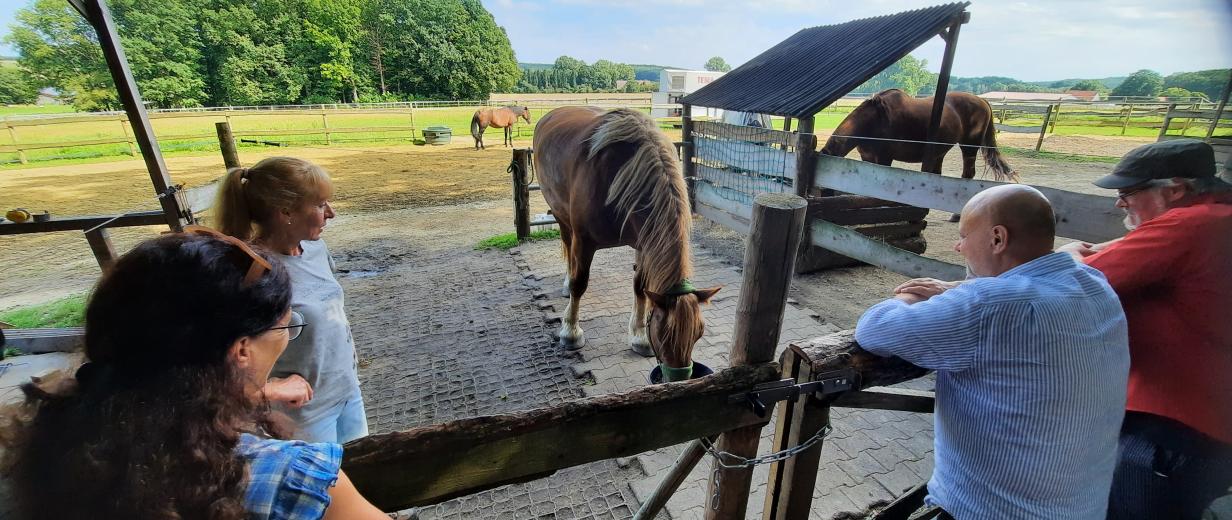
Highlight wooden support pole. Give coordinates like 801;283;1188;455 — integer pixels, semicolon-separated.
793;118;816;199
512;148;532;240
1120;104;1135;135
633;439;709;520
77;0;185;231
84;227;117;271
322;112;331;145
705;192;808;520
682;104;696;180
1158;103;1177;140
1049;104;1060;133
1206;70;1232;139
782;117;793;133
120;118;136;156
1036;104;1055;152
6;123;25;164
216;121;241;170
926;17;963;149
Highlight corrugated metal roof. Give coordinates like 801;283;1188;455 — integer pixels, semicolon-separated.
680;3;970;119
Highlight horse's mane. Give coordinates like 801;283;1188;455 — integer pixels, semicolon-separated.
588;108;692;293
505;106;526;115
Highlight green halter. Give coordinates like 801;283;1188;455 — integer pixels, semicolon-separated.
664;279;695;296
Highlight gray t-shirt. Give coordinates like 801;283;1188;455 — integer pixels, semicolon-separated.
271;240;361;424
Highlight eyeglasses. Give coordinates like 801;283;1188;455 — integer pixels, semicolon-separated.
181;225;272;287
1116;184;1154;204
265;311;308;341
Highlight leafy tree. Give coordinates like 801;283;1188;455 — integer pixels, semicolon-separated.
1160;87;1205;101
1111;69;1163;97
704;56;730;72
859;55;936;96
1164;69;1230;101
1069;79;1106;92
5;0;116;110
0;67;40;104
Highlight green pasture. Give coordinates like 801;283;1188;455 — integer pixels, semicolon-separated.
0;293;87;329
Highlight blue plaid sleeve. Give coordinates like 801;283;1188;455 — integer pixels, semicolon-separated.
236;433;343;520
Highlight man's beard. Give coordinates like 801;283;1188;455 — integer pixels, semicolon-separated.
1123;213;1139;231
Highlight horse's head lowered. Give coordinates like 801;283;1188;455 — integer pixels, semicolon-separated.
644;282;721;368
820;92;890;157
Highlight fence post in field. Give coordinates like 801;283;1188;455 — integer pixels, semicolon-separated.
1036;104;1055;152
215;121;241;170
322;112;332;145
409;107;417;140
512;148;532;240
119;117;136;156
1207;71;1232;140
1159;103;1178;140
1049;104;1061;133
704;193;807;520
6;122;26;164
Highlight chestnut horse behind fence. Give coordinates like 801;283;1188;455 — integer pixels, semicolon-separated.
820;89;1016;182
471;106;531;150
533;106;719;371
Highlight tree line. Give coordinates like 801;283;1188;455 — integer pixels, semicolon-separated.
5;0;521;111
515;56;651;93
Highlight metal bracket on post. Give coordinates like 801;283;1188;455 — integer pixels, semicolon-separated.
728;369;856;418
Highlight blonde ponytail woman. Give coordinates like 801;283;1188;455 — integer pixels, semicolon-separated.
215;157;368;444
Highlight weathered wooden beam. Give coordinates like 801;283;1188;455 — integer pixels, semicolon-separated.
0;211;165;235
763;349;830;520
832;388;936;413
84;227;117;271
810;220;965;281
809;204;929;227
927;17;962;148
761;348;805;519
693;182;753;235
632;439;709;520
791;330;930;390
706;193;807;520
1207;70;1232;139
216;121;241;169
682;104;697;180
812;155;1125;244
1036;104;1056;151
342;363;781;512
512;148;532;240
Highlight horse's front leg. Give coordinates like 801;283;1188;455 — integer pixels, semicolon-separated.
505;127;512;147
628;262;653;357
559;239;594;350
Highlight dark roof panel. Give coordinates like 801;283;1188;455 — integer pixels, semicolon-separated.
681;3;970;118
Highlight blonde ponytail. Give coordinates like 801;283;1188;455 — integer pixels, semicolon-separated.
210;157;334;241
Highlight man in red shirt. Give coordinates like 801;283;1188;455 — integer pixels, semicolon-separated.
1060;139;1232;519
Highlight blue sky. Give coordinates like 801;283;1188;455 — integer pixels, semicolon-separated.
2;0;1230;81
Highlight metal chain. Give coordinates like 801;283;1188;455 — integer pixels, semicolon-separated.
699;421;834;470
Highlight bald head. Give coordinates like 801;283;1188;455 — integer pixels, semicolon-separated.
957;185;1056;276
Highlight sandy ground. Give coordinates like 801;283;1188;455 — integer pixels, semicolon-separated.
0;131;1145;313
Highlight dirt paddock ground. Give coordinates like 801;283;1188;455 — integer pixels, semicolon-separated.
1;130;1146;312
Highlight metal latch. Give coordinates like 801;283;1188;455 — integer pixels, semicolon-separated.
729;369;857;418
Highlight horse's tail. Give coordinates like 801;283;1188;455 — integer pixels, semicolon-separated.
470;112;482;141
589;108;691;285
980;109;1018;182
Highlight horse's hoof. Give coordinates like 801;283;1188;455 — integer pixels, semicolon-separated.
630;339;654;358
559;333;586;351
948;213;961;223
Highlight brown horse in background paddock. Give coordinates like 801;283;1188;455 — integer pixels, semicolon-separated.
821;89;1016;182
534;106;719;367
471;106;531;150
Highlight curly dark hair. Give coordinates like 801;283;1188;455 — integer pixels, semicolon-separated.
0;232;292;520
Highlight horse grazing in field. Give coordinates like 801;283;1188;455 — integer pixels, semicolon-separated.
821;89;1016;182
534;106;720;370
471;106;531;150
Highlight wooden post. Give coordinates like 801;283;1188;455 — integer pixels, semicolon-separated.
322;112;332;145
216;121;240;170
681;104;696;180
1158;103;1177;140
794;117;816;198
926;16;964;149
512;148;531;240
84;227;117;271
119;118;136;156
763;358;830;520
1036;104;1055;152
1206;70;1232;140
409;106;417;140
1120;104;1135;135
6;123;25;164
783;117;793;133
74;0;186;231
1049;104;1061;133
704;192;808;520
632;439;709;520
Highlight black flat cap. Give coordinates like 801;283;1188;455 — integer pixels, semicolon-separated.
1094;139;1216;189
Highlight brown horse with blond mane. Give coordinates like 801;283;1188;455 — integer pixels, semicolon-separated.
533;107;719;372
471;106;531;150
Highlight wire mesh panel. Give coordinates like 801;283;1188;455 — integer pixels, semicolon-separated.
693;121;797;205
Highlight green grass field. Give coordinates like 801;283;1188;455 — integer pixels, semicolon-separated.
0;101;1221;168
0;293;86;329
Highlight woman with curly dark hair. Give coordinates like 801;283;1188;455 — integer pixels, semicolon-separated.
0;229;387;520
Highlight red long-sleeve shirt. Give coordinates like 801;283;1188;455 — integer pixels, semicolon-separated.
1084;194;1232;443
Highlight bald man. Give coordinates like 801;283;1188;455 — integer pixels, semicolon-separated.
855;185;1130;519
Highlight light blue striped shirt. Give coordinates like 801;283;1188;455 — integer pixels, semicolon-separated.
855;253;1129;519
